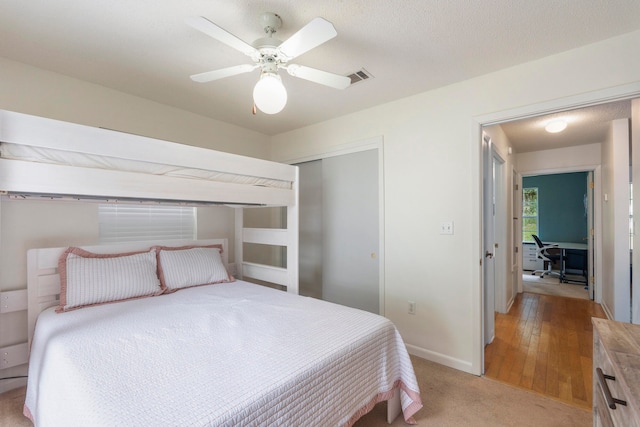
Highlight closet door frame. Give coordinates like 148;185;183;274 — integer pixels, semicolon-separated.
285;136;385;315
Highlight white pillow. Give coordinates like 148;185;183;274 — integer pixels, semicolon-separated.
156;246;234;292
57;248;162;313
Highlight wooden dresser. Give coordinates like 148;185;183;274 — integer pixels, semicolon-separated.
592;318;640;426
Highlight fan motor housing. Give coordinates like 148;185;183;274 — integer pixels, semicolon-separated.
259;12;282;35
252;38;282;49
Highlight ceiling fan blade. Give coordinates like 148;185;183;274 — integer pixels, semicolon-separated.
286;64;350;89
190;64;258;83
278;17;337;60
185;16;257;56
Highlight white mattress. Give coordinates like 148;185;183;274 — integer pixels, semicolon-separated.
0;142;292;190
24;281;422;426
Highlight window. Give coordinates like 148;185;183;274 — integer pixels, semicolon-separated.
522;187;538;242
99;204;196;244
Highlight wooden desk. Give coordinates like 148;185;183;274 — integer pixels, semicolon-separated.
549;241;588;251
548;241;588;284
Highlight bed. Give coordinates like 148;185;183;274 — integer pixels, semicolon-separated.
0;109;300;293
0;110;295;205
24;239;422;426
0;110;422;425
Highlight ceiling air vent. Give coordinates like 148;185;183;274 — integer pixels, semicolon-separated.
346;68;373;86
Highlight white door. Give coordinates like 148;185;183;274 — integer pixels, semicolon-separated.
482;134;496;347
631;98;639;324
512;169;522;297
493;153;507;313
587;171;595;300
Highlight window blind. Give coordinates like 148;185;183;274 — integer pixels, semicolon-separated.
99;204;196;243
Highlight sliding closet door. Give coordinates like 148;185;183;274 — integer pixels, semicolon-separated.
297;149;380;314
298;160;323;299
322;150;379;313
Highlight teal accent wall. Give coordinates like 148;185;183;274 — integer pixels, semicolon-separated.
523;172;588;243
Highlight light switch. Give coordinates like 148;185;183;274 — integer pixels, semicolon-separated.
408;301;416;315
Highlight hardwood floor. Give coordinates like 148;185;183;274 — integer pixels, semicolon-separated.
484;291;606;409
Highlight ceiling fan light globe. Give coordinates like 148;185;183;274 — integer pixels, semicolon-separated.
253;73;287;114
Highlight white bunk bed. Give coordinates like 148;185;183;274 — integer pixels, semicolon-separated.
0;110;422;426
0;109;299;293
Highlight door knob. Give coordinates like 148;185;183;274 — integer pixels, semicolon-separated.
485;250;494;259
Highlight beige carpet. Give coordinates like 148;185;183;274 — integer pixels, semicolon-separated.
0;386;29;427
2;356;590;427
355;356;590;427
522;272;589;300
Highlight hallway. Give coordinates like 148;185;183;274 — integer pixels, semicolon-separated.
522;273;589;300
484;292;606;409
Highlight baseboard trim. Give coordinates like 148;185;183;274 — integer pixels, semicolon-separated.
505;297;514;313
406;344;475;375
600;301;614;320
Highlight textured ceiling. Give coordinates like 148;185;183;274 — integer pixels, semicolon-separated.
1;1;640;137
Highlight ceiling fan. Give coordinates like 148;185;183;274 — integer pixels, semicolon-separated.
186;12;351;114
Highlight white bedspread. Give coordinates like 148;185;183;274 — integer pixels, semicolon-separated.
24;281;422;426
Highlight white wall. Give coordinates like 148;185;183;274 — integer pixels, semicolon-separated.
516;143;602;174
601;119;631;321
270;30;640;374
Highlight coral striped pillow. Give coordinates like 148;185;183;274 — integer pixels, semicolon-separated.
155;245;234;292
56;247;162;313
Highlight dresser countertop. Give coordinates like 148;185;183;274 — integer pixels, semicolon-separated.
593;318;640;413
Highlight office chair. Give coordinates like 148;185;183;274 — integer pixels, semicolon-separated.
531;234;564;279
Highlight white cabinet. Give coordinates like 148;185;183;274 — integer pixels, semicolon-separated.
522;243;543;271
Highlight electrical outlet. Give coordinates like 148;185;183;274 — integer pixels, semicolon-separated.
440;221;454;235
408;301;416;315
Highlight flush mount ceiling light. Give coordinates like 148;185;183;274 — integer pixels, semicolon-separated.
545;119;568;133
186;12;351;115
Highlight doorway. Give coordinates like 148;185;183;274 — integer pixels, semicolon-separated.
520;171;592;300
478;95;635;381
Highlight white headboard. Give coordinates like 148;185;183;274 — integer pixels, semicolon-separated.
26;238;228;348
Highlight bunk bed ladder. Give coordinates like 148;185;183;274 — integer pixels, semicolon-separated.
234;168;298;294
234;204;299;294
